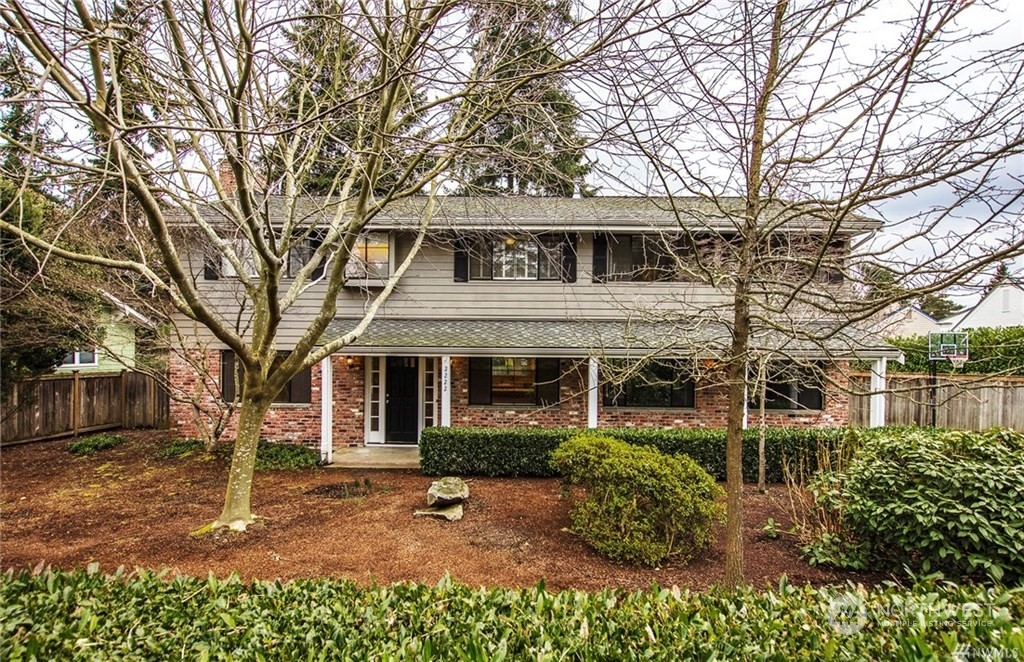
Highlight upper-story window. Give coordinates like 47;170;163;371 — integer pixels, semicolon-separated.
203;238;256;280
594;233;692;283
345;232;391;282
455;234;577;283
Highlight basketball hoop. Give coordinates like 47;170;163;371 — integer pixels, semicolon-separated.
948;355;968;370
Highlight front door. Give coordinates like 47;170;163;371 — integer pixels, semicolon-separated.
385;357;419;443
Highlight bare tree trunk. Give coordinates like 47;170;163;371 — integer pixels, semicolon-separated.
724;286;751;588
758;356;767;494
212;395;272;531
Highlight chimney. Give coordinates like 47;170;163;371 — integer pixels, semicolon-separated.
218;159;236;196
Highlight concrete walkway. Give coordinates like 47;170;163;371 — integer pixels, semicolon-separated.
330;446;421;469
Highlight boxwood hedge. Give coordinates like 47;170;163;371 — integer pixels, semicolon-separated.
3;568;1022;660
420;425;852;482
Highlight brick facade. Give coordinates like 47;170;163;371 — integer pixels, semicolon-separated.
168;349;322;445
168;352;850;450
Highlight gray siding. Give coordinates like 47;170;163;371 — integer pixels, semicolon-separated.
177;232;734;347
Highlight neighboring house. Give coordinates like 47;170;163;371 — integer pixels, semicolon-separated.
167;196;898;456
943;282;1024;330
55;292;153;375
871;304;941;338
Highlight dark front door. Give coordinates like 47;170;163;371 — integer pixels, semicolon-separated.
385;357;419;443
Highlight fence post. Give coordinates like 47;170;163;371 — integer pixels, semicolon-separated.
149;375;156;428
72;370;80;437
120;370;128;428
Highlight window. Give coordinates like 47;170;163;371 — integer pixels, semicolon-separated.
459;235;575;282
202;238;256;280
594;234;691;282
220;350;311;404
602;359;695;408
287;230;325;280
62;349;98;367
756;363;824;411
345;232;391;281
468;357;561;406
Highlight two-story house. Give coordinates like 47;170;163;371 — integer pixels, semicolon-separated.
168;196;898;459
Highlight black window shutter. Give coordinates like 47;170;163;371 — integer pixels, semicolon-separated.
592;233;607;282
454;237;470;282
203;247;221;280
535;358;561;406
289;366;312;403
310;232;325;280
221;350;236;402
561;235;577;283
468;357;491;404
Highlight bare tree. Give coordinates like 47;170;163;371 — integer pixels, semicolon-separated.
590;0;1024;586
0;0;646;532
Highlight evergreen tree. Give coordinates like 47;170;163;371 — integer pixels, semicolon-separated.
1;41;105;396
984;262;1013;296
267;0;425;196
917;292;964;320
460;0;592;197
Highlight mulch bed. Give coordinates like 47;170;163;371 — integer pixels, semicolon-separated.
0;431;885;591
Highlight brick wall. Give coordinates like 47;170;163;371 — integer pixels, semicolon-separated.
167;352;851;449
449;358;590;428
332;355;365;446
168;349;322;445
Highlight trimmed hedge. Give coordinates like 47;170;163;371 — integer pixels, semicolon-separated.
3;569;1023;660
420;425;851;482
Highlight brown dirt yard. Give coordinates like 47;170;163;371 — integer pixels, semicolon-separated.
0;431;883;592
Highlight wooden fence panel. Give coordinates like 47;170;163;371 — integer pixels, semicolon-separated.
0;371;169;445
849;373;1024;431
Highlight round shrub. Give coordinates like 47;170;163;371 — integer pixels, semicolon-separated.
838;428;1024;583
551;434;724;566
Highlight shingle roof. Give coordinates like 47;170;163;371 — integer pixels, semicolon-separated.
320;317;900;359
172;195;882;233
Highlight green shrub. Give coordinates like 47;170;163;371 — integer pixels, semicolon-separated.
551;435;724;566
420;425;849;482
3;569;1023;660
812;428;1024;583
156;438;207;458
253;440;321;471
67;433;124;456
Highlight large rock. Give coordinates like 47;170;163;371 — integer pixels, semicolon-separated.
413;503;464;521
427;476;469;506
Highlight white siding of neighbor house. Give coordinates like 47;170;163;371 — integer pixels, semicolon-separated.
953;284;1024;330
178;232;738;346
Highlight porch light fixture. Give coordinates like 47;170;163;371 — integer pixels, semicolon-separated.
345;356;354;368
504;237;517;247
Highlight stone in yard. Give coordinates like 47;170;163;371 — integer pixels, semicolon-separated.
427;476;469;506
413;503;464;521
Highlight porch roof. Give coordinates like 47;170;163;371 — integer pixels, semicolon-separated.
319;317;901;360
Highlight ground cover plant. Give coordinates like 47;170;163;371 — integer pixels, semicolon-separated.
66;433;124;456
156;438;321;471
552;435;723;566
804;428;1024;583
3;568;1023;660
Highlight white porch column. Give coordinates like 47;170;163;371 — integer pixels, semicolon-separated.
319;356;333;464
742;382;749;430
869;357;888;428
440;355;452;427
587;357;599;429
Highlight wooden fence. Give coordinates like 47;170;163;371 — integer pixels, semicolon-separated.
849;373;1024;431
0;371;169;445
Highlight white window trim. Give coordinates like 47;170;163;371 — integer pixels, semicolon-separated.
62;349;100;367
